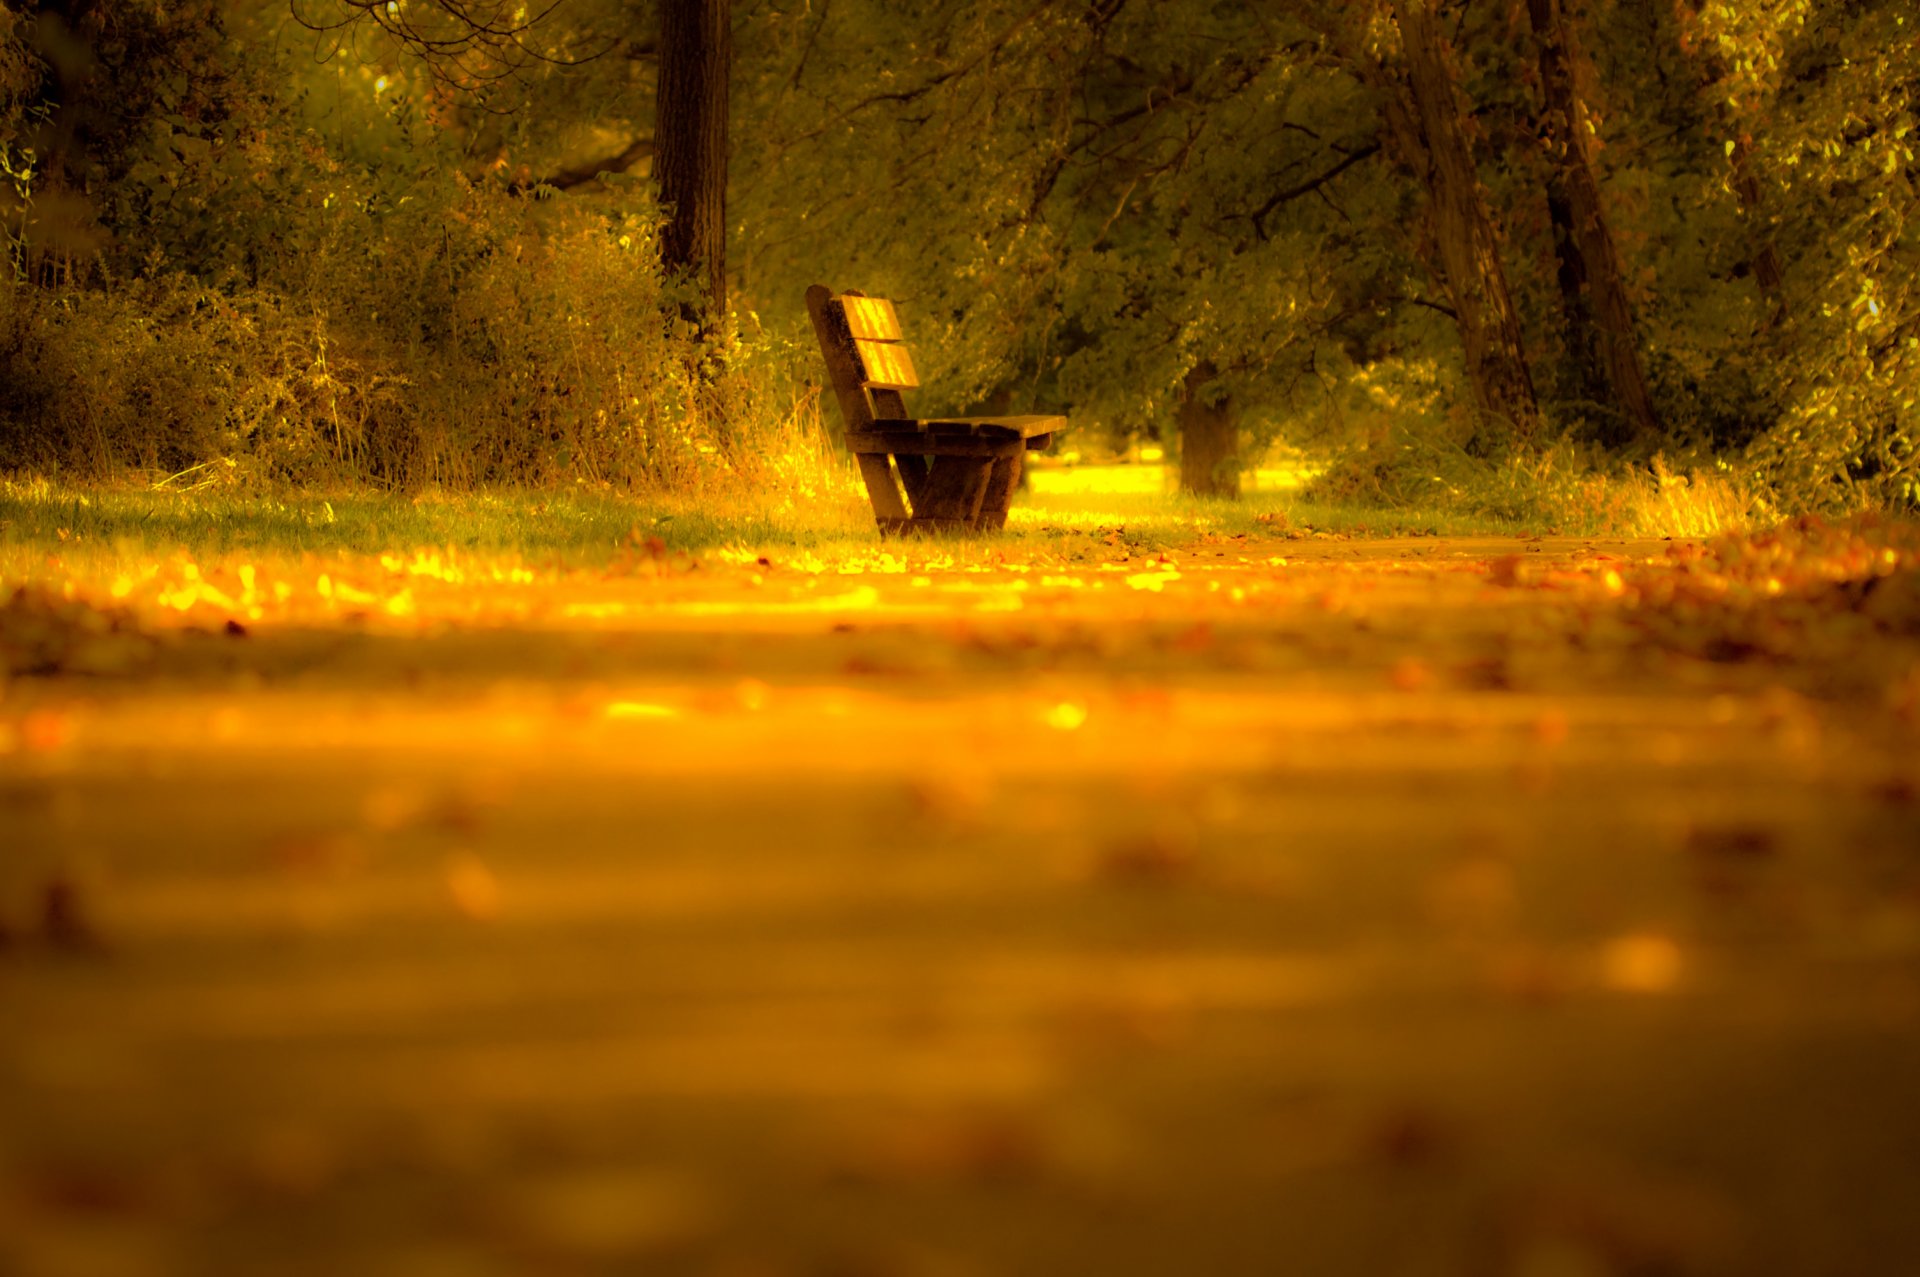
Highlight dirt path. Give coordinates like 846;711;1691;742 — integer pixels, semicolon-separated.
3;531;1919;1276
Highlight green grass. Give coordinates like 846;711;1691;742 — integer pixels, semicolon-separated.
0;472;1533;569
0;456;1751;579
1015;489;1539;541
0;479;872;563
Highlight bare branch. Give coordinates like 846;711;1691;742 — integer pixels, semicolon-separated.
288;0;615;93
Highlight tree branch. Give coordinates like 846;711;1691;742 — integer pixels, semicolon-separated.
289;0;617;92
1248;141;1382;240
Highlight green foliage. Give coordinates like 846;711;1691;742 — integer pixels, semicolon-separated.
734;1;1414;457
0;182;833;492
1603;0;1920;507
0;0;826;498
1307;432;1769;537
1732;1;1920;507
733;0;1917;513
0;0;1914;519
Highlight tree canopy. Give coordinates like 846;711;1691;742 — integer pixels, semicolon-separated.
0;0;1913;506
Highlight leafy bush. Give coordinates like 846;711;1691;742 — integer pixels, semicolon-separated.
0;4;826;499
1;165;824;494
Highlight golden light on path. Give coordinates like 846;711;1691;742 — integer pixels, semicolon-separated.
604;701;680;720
5;515;1918;1276
1601;932;1685;994
1043;700;1088;731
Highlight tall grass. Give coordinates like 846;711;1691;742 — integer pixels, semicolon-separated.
1304;432;1773;539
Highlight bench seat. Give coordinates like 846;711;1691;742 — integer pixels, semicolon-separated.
921;415;1065;439
806;283;1068;535
845;415;1064;461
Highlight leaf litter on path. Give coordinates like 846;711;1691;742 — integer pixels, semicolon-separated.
2;520;1919;1275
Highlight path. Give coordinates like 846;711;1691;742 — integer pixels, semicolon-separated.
3;530;1918;1276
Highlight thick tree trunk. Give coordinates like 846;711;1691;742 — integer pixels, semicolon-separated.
1388;0;1542;453
1178;361;1240;499
654;0;730;323
1527;0;1662;449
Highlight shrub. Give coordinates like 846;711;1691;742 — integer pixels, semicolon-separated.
0;170;833;498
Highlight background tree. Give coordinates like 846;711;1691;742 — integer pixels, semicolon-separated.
1376;0;1542;454
653;0;729;324
1525;0;1661;449
0;0;1913;510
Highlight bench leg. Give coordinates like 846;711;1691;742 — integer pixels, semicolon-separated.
893;454;931;509
911;455;994;531
975;451;1024;531
854;453;909;528
859;446;1020;536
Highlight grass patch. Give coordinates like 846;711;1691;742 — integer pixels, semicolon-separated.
1302;439;1774;540
0;479;878;563
1018;462;1533;541
0;455;1759;587
0;475;1546;581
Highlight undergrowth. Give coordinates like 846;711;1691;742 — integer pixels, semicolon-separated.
1304;434;1774;538
0;457;1781;575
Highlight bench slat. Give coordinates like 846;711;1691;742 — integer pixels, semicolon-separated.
922;415;1064;439
805;284;876;432
840;296;903;342
854;339;919;390
845;432;1024;459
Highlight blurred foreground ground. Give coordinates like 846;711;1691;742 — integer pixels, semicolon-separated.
3;520;1920;1277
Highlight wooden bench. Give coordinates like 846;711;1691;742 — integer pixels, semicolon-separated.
806;285;1064;534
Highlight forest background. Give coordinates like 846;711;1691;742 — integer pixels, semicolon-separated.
0;0;1915;529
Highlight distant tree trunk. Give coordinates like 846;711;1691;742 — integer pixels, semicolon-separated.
1178;361;1240;498
1542;181;1612;415
1676;0;1786;330
1387;0;1542;453
654;0;730;324
1527;0;1662;450
1727;139;1786;327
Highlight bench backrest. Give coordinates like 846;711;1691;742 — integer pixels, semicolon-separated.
806;284;919;431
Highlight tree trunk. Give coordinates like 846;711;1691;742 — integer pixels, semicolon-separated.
1387;0;1543;453
1677;0;1787;330
654;0;730;323
1178;361;1240;498
1527;0;1662;450
1727;139;1786;327
1542;181;1612;418
1728;141;1781;328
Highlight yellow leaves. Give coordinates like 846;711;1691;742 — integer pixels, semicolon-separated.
1487;554;1528;587
733;678;771;712
444;851;501;921
1124;568;1180;592
1601;933;1685;994
0;584;154;677
1389;657;1432;692
604;701;679;721
1043;701;1088;731
379;549;465;584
